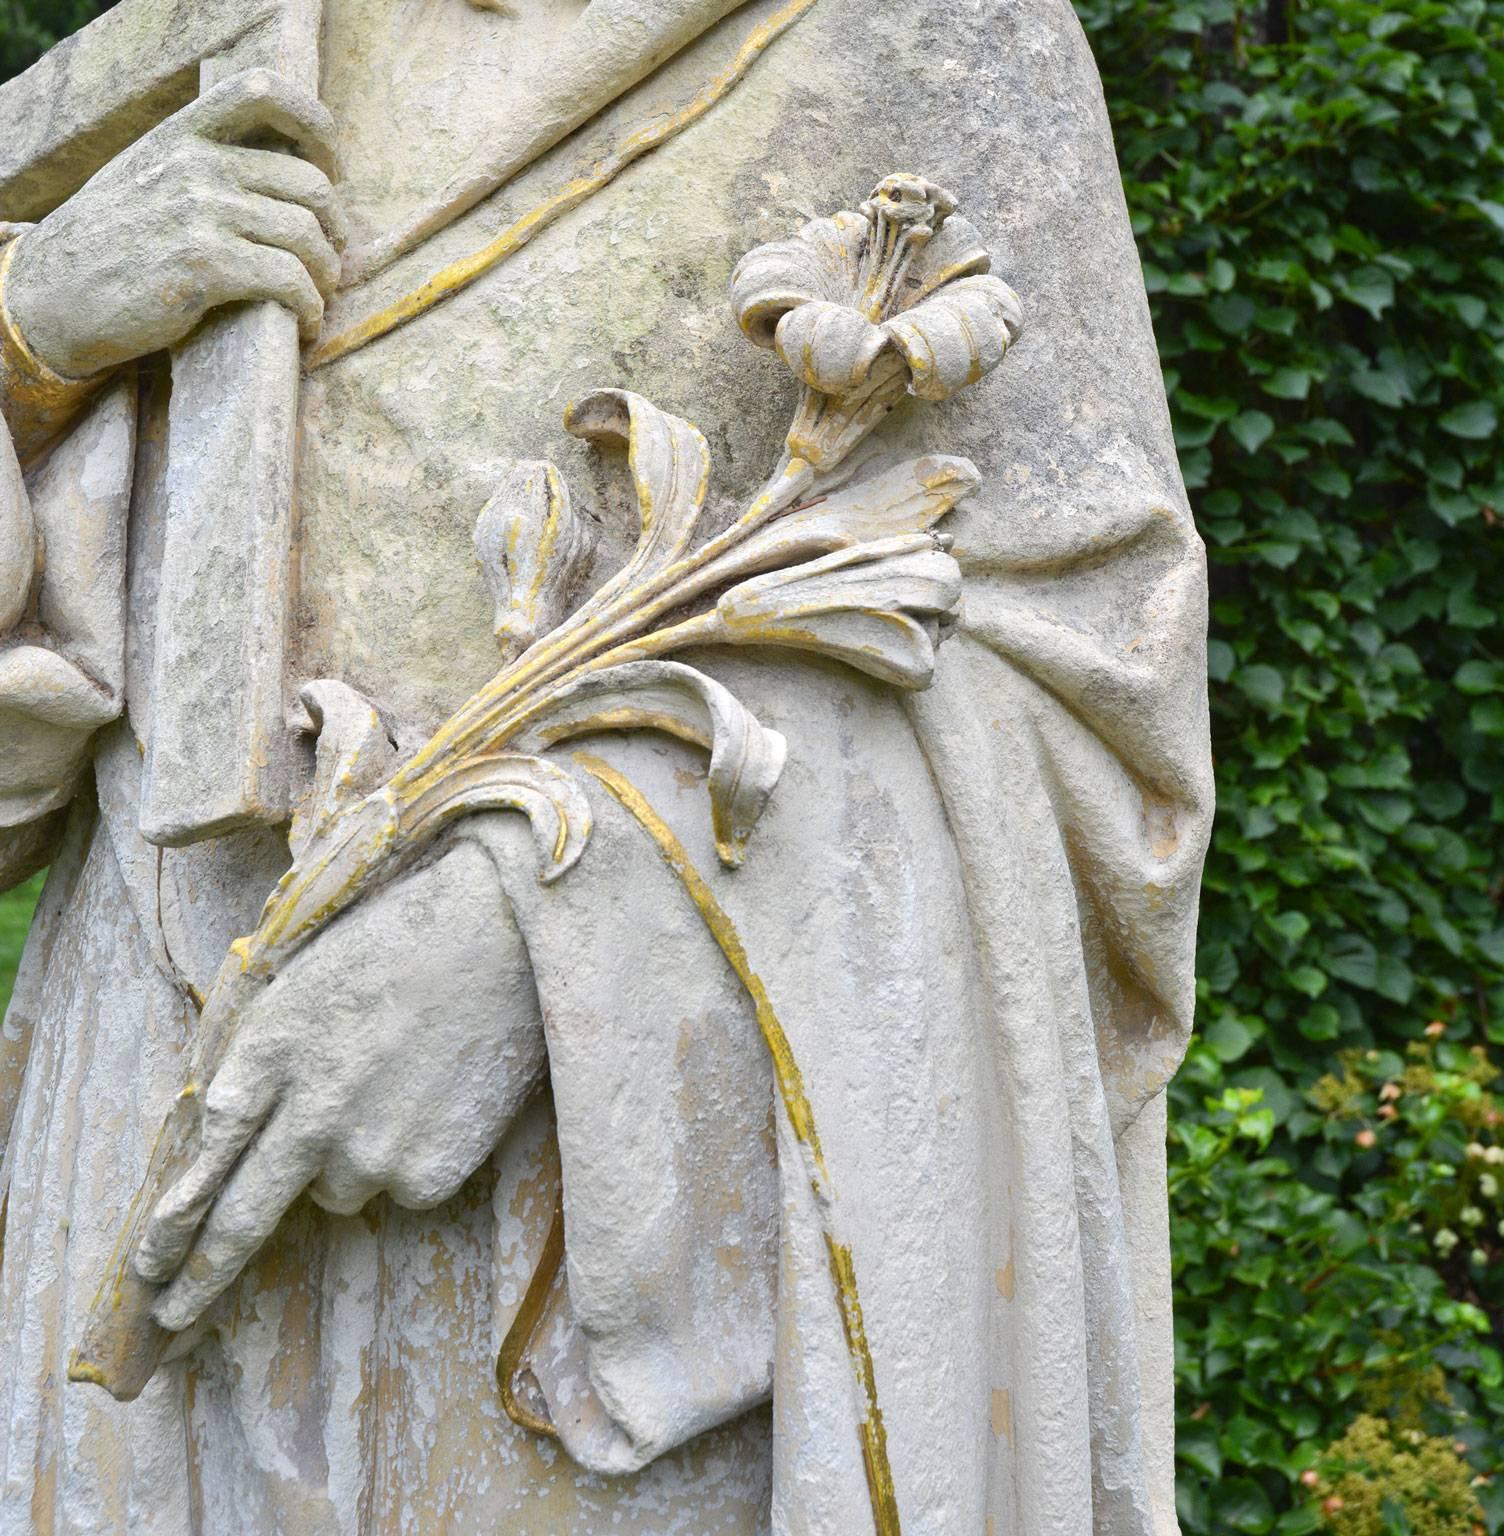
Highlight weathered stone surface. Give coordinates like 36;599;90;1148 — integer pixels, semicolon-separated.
0;2;1212;1532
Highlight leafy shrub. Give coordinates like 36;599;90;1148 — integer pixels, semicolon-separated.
1171;1082;1501;1534
0;0;114;80
1069;0;1504;1528
1314;1415;1482;1536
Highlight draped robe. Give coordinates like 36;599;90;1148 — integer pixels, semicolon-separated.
0;0;1211;1530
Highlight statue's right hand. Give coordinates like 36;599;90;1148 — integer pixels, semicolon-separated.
4;68;347;379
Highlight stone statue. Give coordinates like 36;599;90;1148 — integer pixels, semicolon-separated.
0;1;1213;1531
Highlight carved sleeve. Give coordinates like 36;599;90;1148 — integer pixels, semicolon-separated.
0;341;133;893
0;228;107;469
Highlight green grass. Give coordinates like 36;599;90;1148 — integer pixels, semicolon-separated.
0;875;43;1016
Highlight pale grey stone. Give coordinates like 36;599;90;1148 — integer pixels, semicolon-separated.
0;2;1212;1532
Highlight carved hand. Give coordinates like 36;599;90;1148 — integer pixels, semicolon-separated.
4;68;346;380
134;838;546;1333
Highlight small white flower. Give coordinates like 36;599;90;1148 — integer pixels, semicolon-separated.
1460;1205;1485;1228
1466;1142;1487;1160
1435;1227;1460;1254
1472;1248;1489;1267
1485;1145;1504;1165
1480;1173;1500;1200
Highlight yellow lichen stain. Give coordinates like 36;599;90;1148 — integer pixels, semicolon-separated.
308;0;826;370
576;753;901;1535
991;1387;1013;1445
995;1257;1015;1301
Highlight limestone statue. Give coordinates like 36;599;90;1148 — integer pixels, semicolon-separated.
0;1;1213;1531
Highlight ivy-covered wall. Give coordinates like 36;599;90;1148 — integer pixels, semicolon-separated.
1;1;1501;1532
1074;0;1504;1529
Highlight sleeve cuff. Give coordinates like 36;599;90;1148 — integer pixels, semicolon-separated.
0;232;106;467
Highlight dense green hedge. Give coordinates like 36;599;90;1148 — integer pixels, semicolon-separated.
2;2;1502;1531
1070;0;1504;1528
0;0;108;78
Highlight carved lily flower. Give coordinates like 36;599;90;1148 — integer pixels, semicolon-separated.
731;174;1024;466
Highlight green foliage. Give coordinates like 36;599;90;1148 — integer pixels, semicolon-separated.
1315;1415;1482;1536
1171;1079;1502;1534
0;0;112;83
1072;0;1504;1528
0;874;42;1014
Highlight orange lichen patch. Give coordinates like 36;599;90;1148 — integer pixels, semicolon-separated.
991;1387;1013;1445
995;1257;1015;1301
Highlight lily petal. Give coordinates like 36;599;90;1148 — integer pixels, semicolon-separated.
883;274;1024;401
565;389;711;582
773;300;891;396
901;213;993;310
730;209;867;348
714;534;963;689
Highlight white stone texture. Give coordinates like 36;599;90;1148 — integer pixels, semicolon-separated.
0;1;1212;1531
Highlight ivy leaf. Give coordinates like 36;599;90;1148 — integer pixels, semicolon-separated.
1215;1477;1276;1534
1438;400;1497;440
1349;366;1409;408
1236;664;1286;708
1230;411;1275;453
1261;368;1313;401
1338;265;1395;319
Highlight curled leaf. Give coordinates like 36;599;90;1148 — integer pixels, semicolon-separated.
882;274;1024;401
402;752;594;884
289;680;397;860
515;660;787;867
713;535;962;689
473;460;593;659
565;389;710;583
688;454;978;595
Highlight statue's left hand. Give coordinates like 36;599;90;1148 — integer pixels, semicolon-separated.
135;837;546;1333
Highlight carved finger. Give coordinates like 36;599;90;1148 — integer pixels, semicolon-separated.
217;144;349;252
149;1110;320;1333
305;1155;382;1218
183;68;339;180
134;1080;275;1284
232;193;341;297
228;241;326;338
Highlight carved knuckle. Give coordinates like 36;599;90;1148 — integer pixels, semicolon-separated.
235;67;281;105
391;1160;459;1211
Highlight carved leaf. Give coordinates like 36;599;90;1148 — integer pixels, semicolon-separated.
882;274;1024;401
402;753;594;884
713;534;963;689
689;454;978;595
289;680;398;860
730;209;867;347
565;389;710;583
473;460;593;659
515;660;787;867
